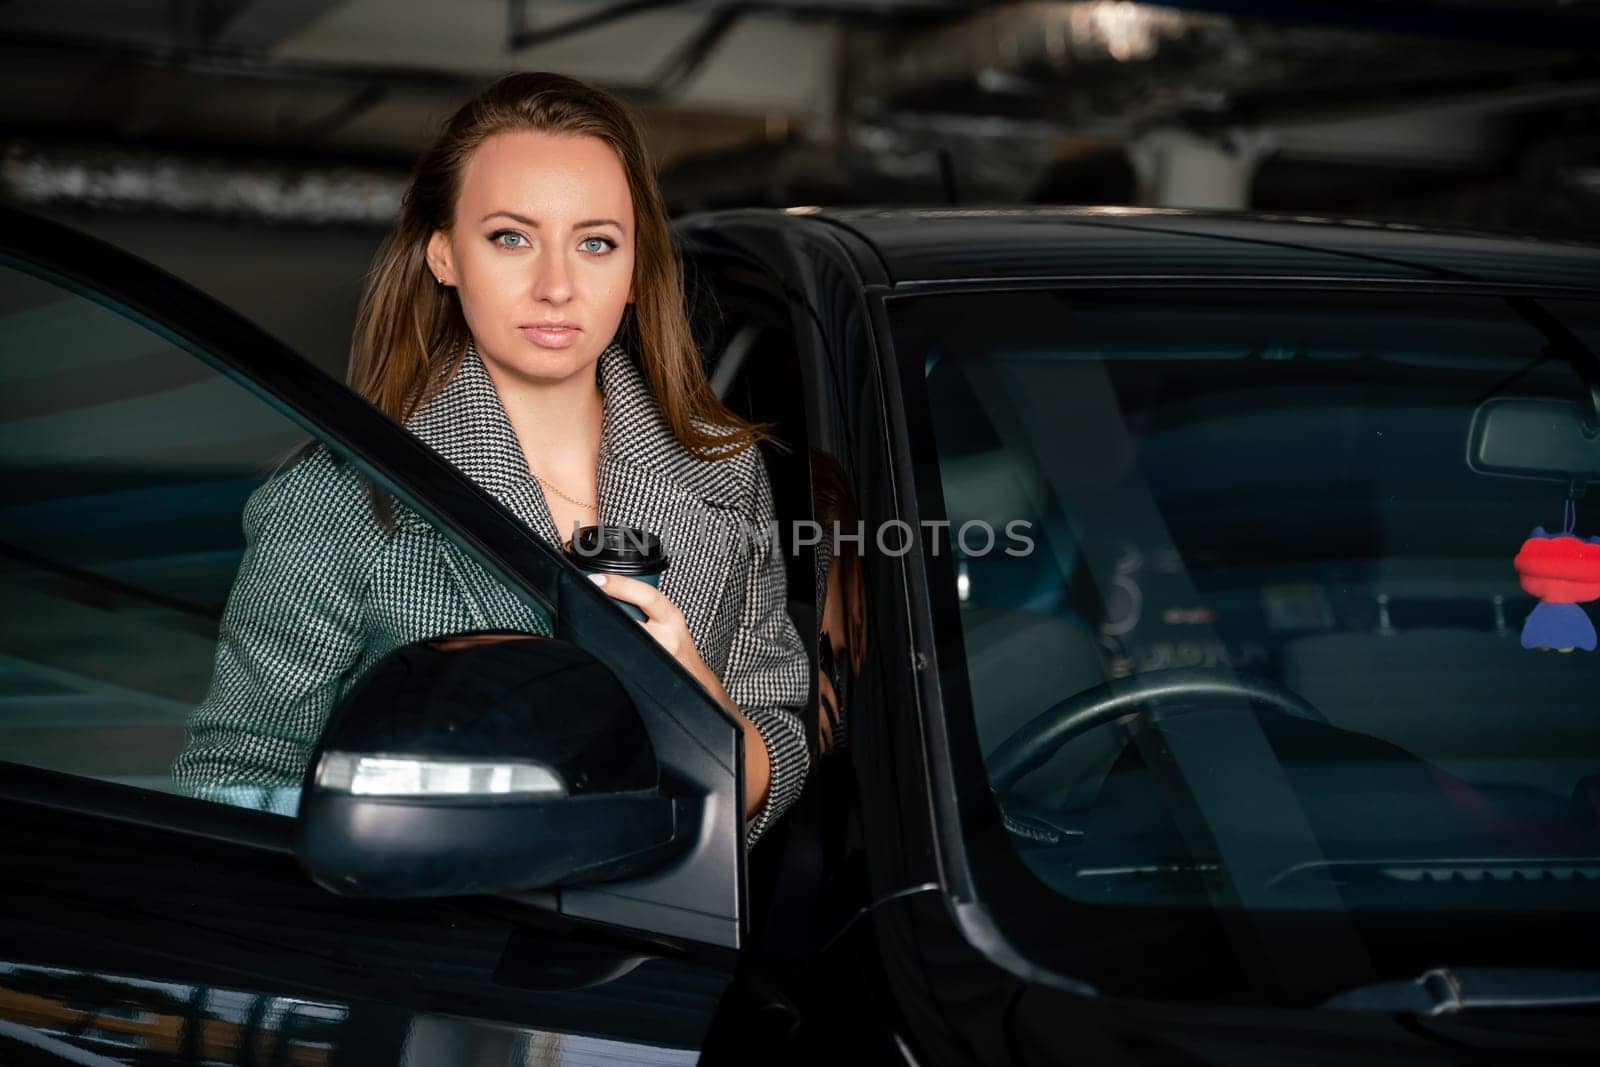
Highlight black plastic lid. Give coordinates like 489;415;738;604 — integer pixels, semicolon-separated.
565;525;668;576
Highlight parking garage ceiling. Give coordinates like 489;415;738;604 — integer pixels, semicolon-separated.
2;1;1597;225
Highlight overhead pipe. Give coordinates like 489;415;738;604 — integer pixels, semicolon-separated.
0;142;406;225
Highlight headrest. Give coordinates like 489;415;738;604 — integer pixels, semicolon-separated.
938;450;1047;533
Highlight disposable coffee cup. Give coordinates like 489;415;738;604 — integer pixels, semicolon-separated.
566;525;668;622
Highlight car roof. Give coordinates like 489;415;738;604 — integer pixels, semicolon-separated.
787;206;1600;291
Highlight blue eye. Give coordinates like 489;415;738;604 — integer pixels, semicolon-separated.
491;230;527;249
581;236;616;254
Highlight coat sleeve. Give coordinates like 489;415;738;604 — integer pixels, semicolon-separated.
722;449;813;846
172;451;379;810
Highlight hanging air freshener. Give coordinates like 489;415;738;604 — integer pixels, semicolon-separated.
1514;499;1600;652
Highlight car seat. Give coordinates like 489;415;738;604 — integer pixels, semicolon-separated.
937;449;1119;813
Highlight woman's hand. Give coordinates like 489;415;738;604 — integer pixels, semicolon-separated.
589;573;772;817
588;573;722;699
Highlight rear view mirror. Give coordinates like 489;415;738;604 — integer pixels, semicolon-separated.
1467;396;1600;485
294;633;697;898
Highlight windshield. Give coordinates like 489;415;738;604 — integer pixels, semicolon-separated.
896;288;1600;1005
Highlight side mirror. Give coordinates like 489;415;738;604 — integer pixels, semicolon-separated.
293;633;698;897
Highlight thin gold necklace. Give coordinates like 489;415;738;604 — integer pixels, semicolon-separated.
533;471;599;512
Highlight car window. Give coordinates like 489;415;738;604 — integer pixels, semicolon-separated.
0;261;552;817
895;288;1600;999
684;249;838;917
686;253;819;630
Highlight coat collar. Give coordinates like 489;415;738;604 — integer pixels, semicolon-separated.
403;340;744;544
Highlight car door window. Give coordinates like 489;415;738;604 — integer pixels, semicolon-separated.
0;260;552;815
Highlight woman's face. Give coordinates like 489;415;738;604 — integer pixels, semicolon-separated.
428;129;635;388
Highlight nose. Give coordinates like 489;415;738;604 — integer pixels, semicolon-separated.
531;241;574;306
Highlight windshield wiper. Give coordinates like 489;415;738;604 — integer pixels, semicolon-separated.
1322;967;1600;1015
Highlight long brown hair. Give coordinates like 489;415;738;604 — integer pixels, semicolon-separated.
347;71;764;457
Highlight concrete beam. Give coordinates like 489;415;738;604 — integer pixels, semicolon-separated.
212;0;345;52
1128;128;1277;209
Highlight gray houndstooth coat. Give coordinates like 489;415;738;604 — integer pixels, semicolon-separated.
173;341;811;844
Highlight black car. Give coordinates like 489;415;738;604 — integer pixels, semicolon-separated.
4;203;1600;1066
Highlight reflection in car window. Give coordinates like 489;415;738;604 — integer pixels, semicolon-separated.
0;264;551;815
0;961;346;1063
811;448;868;756
0;960;701;1064
902;290;1600;924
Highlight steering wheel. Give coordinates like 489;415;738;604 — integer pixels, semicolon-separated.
986;668;1329;794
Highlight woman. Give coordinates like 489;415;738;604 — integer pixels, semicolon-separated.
174;72;810;845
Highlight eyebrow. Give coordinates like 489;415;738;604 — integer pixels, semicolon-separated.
480;211;624;230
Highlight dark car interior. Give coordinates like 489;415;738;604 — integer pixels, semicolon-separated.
916;290;1600;908
685;255;822;686
682;251;855;942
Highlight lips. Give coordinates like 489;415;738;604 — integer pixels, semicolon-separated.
519;322;582;350
1515;533;1600;603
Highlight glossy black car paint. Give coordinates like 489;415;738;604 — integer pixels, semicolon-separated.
296;635;696;898
5;771;730;1057
5;203;1600;1065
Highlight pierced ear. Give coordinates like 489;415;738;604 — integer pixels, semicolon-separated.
426;230;455;287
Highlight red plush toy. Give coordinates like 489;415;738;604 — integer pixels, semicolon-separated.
1514;502;1600;652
